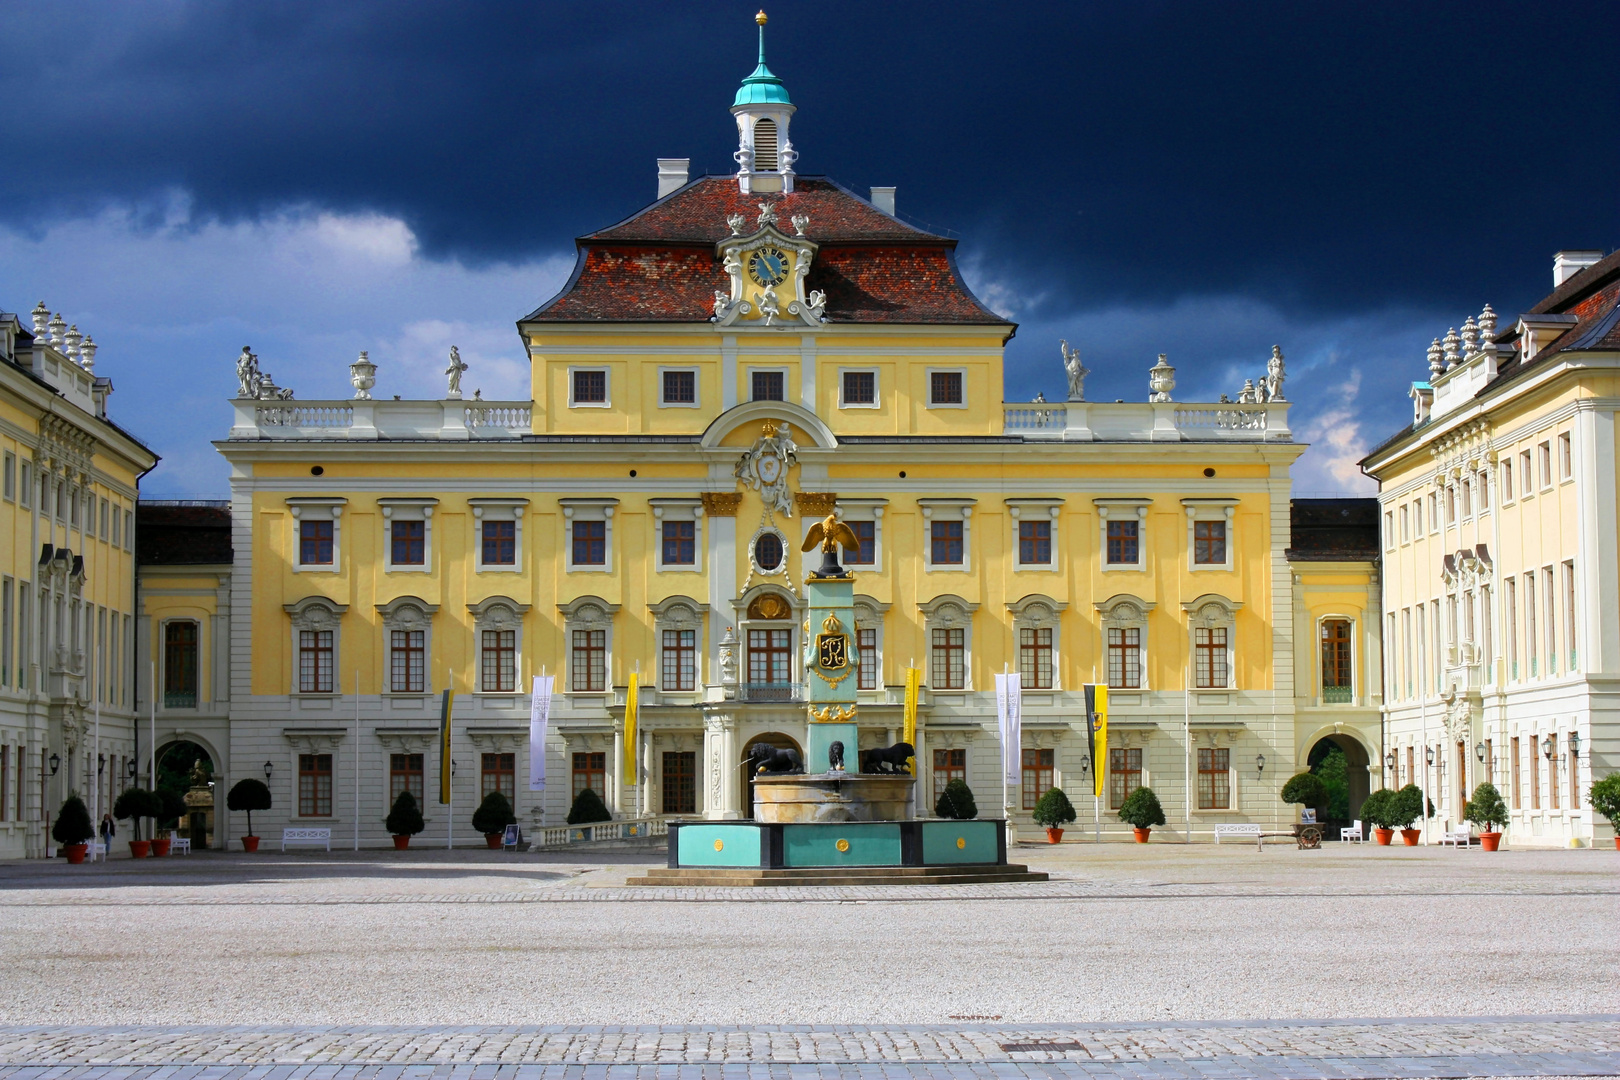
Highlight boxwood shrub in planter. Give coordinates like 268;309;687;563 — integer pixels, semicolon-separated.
1465;782;1509;850
385;790;426;849
113;787;159;855
1032;787;1076;842
1590;774;1620;850
1358;788;1401;844
52;794;95;862
1280;772;1328;821
152;788;187;855
1393;783;1435;844
566;787;613;827
1118;787;1164;841
934;779;978;820
226;778;272;851
471;791;517;848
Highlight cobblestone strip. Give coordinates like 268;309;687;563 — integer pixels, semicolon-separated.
0;1019;1615;1068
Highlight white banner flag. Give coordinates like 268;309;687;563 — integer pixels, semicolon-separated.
529;675;553;791
996;672;1023;785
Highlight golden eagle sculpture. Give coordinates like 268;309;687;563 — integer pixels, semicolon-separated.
802;512;860;555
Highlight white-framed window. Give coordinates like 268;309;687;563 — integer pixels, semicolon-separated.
569;366;610;408
1383;511;1394;549
919;595;978;691
853;595;890;692
1477;470;1490;513
1008;499;1061;571
836;498;885;571
287;497;347;573
649;596;707;693
468;596;529;693
18;460;31;508
1558;431;1573;480
111;502;121;547
1500;458;1514;503
376;596;437;694
838;367;880;409
1318;615;1354;704
1184;594;1241;689
99;497;109;540
1183;499;1236;571
920;499;974;572
67;484;79;527
1538;440;1553;489
1398;504;1409;543
123;509;133;550
1427;490;1439;530
1008;595;1065;690
559;596;619;694
748;367;788;402
471;498;529;573
1096;499;1149;571
925;367;967;408
1413;497;1423;535
380;498;437;573
659;367;700;408
650;498;703;573
2;452;13;502
284;596;348;694
1096;594;1153;690
561;498;616;574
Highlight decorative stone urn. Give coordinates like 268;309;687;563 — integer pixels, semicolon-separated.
1148;354;1176;402
350;351;377;400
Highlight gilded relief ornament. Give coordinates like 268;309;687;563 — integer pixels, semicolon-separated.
733;419;798;516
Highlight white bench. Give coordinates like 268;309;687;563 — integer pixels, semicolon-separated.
1439;827;1473;847
1214;822;1302;850
1340;819;1365;843
282;827;332;851
170;838;191;855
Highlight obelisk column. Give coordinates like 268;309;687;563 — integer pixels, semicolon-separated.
803;529;858;775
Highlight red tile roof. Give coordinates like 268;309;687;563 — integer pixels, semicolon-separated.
523;176;1009;326
1483;249;1620;390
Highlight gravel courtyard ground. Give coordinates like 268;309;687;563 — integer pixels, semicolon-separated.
0;841;1614;1078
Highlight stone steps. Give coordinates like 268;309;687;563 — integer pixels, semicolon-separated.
624;863;1049;887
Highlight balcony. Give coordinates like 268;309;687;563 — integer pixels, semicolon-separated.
164;690;198;709
1002;400;1291;442
737;682;804;704
1320;685;1353;705
229;398;532;441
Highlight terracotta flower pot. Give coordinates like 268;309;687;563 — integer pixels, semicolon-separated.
393;835;411;850
128;840;151;858
1045;827;1064;844
151;838;172;856
64;843;88;864
1480;831;1502;852
241;835;260;852
1400;829;1421;846
485;832;503;849
1615;836;1619;851
1133;827;1151;843
1374;827;1394;845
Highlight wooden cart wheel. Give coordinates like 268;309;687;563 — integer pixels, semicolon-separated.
1298;825;1322;849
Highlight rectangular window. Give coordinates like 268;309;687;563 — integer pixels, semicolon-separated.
1406;746;1414;792
1477;471;1490;511
1525;574;1537;676
481;630;516;692
662;369;695;405
662;751;696;814
298;753;333;817
847;520;875;565
929;370;964;405
1426;492;1438;530
1558;432;1572;479
97;607;107;702
751;370;784;401
390;752;424;806
1461;479;1472;518
1539;441;1552;487
390;630;425;693
1549;734;1560;810
1506;578;1519;679
1106;520;1139;564
1320;619;1351;702
1529;735;1540;809
1021;748;1054;810
17;584;28;691
481;752;515;802
121;613;130;703
930;626;965;690
1109;747;1142;809
1402;608;1412;699
1563;561;1577;670
1383;510;1394;547
68;486;79;527
111;503;121;547
1197;748;1231;809
298;629;333;693
18;461;30;508
0;745;7;821
1431;598;1442;688
1399;505;1409;542
857;627;877;690
661;520;695;566
299;520;333;565
124;509;133;549
391;520;425;566
572;751;606;799
573;369;606;404
163;621;199;708
1;452;12;501
842;370;876;406
482;520;516;566
1107;627;1141;689
1018;520;1051;565
1445;486;1456;525
571;520;605;565
1510;736;1520;809
0;578;10;688
1193;520;1226;565
1195;626;1228;688
1413;498;1423;534
932;748;966;804
930;521;963;565
661;628;696;691
1501;459;1513;501
571;629;606;692
1019;626;1053;689
100;498;109;539
1543;566;1557;674
1569;737;1580;810
746;628;792;688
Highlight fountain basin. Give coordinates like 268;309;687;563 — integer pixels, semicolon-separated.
752;772;915;823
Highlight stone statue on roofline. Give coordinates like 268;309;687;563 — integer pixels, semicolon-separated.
1061;339;1089;401
1261;345;1286;402
445;345;468;400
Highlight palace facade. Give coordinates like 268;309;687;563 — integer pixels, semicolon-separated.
1363;249;1620;848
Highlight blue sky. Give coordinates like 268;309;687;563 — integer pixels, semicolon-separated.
1;1;1615;495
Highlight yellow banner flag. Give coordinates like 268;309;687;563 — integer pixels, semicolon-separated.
1085;684;1108;799
624;671;639;775
902;666;921;774
438;686;454;805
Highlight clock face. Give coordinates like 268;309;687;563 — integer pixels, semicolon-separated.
757;453;783;484
747;246;790;287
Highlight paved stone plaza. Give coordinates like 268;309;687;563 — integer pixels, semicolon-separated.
0;843;1615;1078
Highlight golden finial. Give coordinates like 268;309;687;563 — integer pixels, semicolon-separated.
761;419;778;437
756;10;768;25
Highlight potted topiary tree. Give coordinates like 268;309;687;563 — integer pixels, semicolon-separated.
1358;788;1400;845
113;787;158;857
471;790;516;848
1118;787;1165;842
1280;772;1328;823
1393;783;1434;845
226;778;272;852
935;779;978;820
566;787;613;835
151;788;187;856
1465;782;1508;851
53;794;95;863
1032;786;1076;843
1591;773;1620;850
385;790;425;849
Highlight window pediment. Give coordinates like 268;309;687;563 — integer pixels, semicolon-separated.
1007;594;1066;626
468;595;531;631
558;595;619;628
284;596;347;630
1181;593;1242;626
376;595;438;630
1095;593;1154;628
918;594;979;627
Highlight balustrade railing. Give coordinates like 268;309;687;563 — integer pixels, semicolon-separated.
738;682;804;703
535;815;669;849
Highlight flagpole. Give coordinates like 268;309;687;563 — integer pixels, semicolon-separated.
148;660;156;789
447;666;454;851
93;640;101;862
1184;666;1192;844
353;669;361;851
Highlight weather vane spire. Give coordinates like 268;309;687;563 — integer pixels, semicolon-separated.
756;10;768;63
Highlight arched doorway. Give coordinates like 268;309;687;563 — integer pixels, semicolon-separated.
155;740;214;849
739;731;802;820
1305;734;1370;837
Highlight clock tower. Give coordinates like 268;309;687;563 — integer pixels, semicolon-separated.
733;11;796;194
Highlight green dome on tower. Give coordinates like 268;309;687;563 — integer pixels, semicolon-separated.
733;11;791;107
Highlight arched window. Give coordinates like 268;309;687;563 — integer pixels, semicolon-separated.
1321;618;1353;703
753;118;779;171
